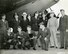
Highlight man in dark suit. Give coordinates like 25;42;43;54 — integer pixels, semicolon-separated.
59;9;68;49
20;12;28;32
27;14;32;27
42;13;48;27
38;12;43;24
37;24;51;51
32;12;39;31
0;14;9;49
12;13;20;33
32;12;40;47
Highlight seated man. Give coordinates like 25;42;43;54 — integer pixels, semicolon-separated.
16;26;27;49
37;24;51;51
26;26;37;50
4;28;15;49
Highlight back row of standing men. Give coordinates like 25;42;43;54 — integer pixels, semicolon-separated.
10;11;49;33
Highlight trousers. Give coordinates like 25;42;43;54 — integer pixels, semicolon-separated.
40;37;49;50
60;30;68;48
50;28;58;47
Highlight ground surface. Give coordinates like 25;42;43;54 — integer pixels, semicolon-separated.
0;48;68;54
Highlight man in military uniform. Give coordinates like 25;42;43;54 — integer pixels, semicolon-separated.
0;14;9;49
20;12;28;32
4;28;14;49
37;24;51;51
32;12;39;32
59;9;68;49
13;13;20;33
47;12;58;48
26;26;37;50
16;26;27;49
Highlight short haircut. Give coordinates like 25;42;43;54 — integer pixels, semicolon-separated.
18;26;22;29
60;9;65;12
27;25;31;28
1;14;6;17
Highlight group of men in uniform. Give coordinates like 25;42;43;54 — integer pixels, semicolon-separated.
0;9;68;51
47;9;68;49
0;11;51;51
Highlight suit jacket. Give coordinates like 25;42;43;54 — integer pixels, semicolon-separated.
26;30;36;38
59;15;68;31
47;17;58;29
20;17;28;32
42;18;48;27
38;15;43;24
32;17;39;31
0;20;8;34
6;32;14;42
38;28;51;39
27;18;32;27
16;31;28;39
12;19;20;33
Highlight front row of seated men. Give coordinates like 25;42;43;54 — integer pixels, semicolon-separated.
3;23;51;51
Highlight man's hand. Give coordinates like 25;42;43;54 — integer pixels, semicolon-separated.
66;29;68;32
8;39;12;42
44;37;48;41
30;36;37;39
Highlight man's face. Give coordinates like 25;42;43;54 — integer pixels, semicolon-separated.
42;14;45;18
23;14;27;20
2;15;6;20
27;27;31;31
8;28;13;33
23;14;27;17
40;25;44;29
15;15;18;18
61;11;65;16
35;13;38;17
28;15;31;19
18;28;21;32
50;13;54;17
23;12;27;18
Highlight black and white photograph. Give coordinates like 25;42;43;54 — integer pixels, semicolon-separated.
0;0;68;54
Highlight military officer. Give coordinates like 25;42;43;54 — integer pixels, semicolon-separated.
47;12;59;48
13;13;20;33
0;14;9;49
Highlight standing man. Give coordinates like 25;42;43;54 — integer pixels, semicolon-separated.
42;13;48;27
0;14;9;49
47;12;58;48
13;13;20;33
27;14;32;27
59;9;68;49
32;12;40;46
20;12;28;32
32;12;39;32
